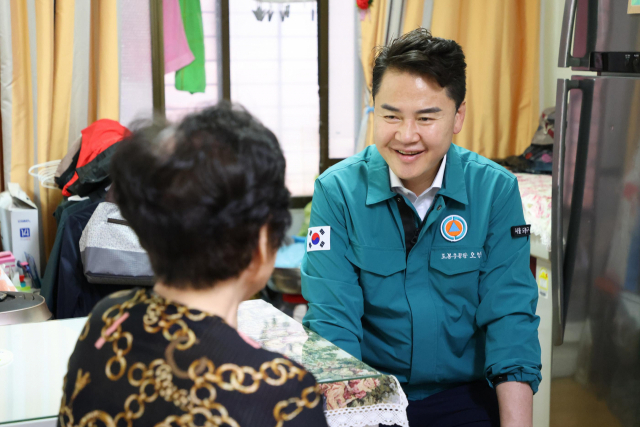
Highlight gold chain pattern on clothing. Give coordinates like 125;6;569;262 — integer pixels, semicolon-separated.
58;289;323;427
101;289;147;381
78;314;91;341
274;385;322;427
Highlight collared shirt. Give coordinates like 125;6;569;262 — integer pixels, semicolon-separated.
302;144;541;401
389;155;447;221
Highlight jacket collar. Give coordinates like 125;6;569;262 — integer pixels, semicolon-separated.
366;147;396;206
439;144;469;205
365;144;468;206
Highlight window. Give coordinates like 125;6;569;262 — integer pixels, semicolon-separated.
154;0;323;200
229;0;319;197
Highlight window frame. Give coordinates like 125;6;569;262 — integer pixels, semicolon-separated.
149;0;341;208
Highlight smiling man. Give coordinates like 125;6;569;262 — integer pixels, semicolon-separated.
301;29;541;426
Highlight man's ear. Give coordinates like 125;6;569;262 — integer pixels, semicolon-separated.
453;100;466;135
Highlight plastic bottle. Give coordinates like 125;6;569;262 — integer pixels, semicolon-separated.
19;275;31;292
24;275;35;294
19;262;39;293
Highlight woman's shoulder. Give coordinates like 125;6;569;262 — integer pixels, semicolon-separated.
197;316;328;426
63;290;328;426
88;288;146;319
204;317;314;383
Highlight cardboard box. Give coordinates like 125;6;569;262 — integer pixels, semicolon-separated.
0;183;40;273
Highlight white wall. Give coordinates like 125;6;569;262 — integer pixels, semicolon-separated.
328;0;361;159
119;0;154;126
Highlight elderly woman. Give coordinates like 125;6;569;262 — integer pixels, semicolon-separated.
58;103;328;427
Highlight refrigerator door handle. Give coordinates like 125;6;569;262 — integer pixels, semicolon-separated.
558;0;582;68
551;78;579;346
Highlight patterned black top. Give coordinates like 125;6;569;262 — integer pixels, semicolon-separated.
58;288;328;427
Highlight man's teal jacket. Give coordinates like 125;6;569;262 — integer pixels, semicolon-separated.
302;144;542;400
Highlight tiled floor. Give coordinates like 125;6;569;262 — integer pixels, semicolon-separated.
550;378;621;427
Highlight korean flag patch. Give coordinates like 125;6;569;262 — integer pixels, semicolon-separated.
307;226;331;252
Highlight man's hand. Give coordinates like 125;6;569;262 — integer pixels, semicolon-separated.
496;381;533;427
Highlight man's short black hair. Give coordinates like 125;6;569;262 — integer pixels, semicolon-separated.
372;28;467;110
110;102;291;289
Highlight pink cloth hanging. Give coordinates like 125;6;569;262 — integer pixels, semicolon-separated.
163;0;195;73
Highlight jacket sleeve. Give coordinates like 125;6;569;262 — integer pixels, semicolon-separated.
476;179;542;393
301;179;364;359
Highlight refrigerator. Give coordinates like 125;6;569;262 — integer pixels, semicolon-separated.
552;0;640;426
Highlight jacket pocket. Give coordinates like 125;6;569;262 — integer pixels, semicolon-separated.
429;248;484;276
345;242;405;276
346;242;411;381
430;247;485;382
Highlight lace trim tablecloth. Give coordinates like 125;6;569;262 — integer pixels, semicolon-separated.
237;300;409;426
514;173;552;251
321;375;409;427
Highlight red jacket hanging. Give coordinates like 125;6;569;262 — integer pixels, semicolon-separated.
62;119;131;197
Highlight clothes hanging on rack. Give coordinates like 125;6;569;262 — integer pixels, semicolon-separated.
61;119;131;197
163;0;195;73
175;0;206;94
41;198;97;314
54;135;82;188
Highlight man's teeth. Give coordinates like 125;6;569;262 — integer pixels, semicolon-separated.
397;150;420;155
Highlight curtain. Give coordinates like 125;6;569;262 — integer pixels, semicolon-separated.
358;0;388;150
0;1;120;267
403;0;426;34
431;0;540;159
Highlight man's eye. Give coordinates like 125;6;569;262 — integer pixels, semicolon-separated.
418;117;431;122
385;116;398;120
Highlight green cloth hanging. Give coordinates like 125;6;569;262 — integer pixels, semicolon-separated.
175;0;206;94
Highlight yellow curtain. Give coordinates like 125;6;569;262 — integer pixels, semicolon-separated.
7;0;76;261
360;0;389;94
403;0;425;35
38;0;74;261
3;0;120;262
8;0;35;197
431;0;540;158
34;0;58;262
360;0;388;148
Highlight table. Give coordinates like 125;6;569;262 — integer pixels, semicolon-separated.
0;317;86;426
0;300;408;427
238;300;409;427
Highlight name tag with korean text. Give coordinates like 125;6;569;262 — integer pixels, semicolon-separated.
511;225;531;238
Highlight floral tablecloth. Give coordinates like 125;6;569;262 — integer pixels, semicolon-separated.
238;300;409;427
319;375;408;427
514;173;552;251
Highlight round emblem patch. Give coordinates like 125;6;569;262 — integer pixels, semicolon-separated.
440;215;468;242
